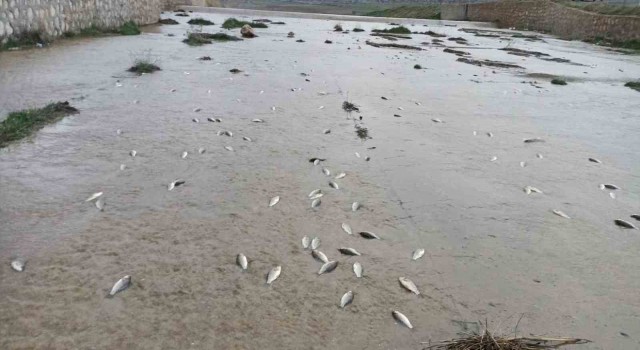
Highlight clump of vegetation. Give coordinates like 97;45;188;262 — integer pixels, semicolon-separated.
365;5;441;20
551;78;567;85
272;21;286;25
1;32;46;50
355;125;370;140
325;40;333;44
586;37;640;51
159;18;179;25
187;18;214;25
334;24;343;32
183;32;212;46
222;18;268;29
414;64;422;69
128;60;161;74
0;102;78;148
175;13;189;17
372;26;411;34
353;27;365;32
343;101;360;112
199;56;212;61
119;21;141;35
625;81;640;92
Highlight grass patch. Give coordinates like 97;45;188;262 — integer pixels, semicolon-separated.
119;21;141;35
334;24;343;32
414;64;422;69
353;27;365;32
1;32;46;50
372;26;411;34
159;18;179;25
128;60;161;74
187;18;215;25
625;82;640;92
0;102;78;148
365;5;440;20
343;101;360;112
221;18;268;29
183;32;242;45
551;78;567;85
355;125;370;140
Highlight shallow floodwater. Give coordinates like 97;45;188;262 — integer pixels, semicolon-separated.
1;8;639;349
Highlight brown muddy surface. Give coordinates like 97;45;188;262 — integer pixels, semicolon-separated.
1;8;640;350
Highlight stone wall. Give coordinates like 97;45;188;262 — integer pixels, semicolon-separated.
0;0;164;44
442;0;640;42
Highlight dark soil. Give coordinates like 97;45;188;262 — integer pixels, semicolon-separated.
159;18;179;25
371;26;411;34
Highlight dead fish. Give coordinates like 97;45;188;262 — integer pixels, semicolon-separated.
431;118;443;123
119;164;126;171
193;107;201;113
490;156;498;162
520;161;526;168
311;198;321;208
600;184;620;190
266;266;282;285
109;275;131;296
85;192;103;202
218;131;233;137
323;129;331;134
365;156;371;161
342;223;353;235
629;214;640;221
309;158;326;163
614;219;637;229
339;247;361;256
95;197;105;211
269;196;280;207
237;254;248;270
359;231;380;240
329;181;340;190
312;249;329;263
271;106;276;111
524;186;543;194
168;179;185;191
198;148;206;154
412;249;425;261
130;150;137;157
486;132;493;138
322;168;331;176
313;159;320;165
392;310;413;329
335;172;346;179
318;106;324;109
355;152;361;158
381;96;388;100
473;131;477;136
340;291;354;308
308;189;322;198
353;262;363;277
181;151;188;159
537;153;543;159
399;277;420;295
252;118;264;123
352;202;360;211
207;117;216;122
311;237;320;250
192;118;199;123
397;107;404;111
610;192;616;199
394;114;402;118
524;138;545;143
302;236;311;249
10;259;25;272
170;88;176;92
309;193;323;200
318;261;338;275
224;146;234;152
243;136;252;142
588;158;602;164
552;210;571;219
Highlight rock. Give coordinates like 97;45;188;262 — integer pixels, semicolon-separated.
241;24;256;38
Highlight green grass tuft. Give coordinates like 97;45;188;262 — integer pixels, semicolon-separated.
625;82;640;92
0;102;78;148
414;64;422;69
187;18;215;26
119;21;141;35
221;18;268;29
1;32;46;51
159;18;179;25
551;78;567;85
372;26;411;34
128;60;161;74
183;32;242;46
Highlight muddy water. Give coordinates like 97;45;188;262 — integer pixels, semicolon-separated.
1;8;640;349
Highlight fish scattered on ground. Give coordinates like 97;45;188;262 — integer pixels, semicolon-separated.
318;261;338;275
95;198;104;211
537;153;543;159
339;247;361;256
329;181;340;190
309;158;326;163
610;192;616;199
399;277;420;295
600;184;620;190
353;262;363;277
352;202;361;211
365;156;371;161
269;196;280;207
243;136;252;142
487;132;493;137
524;138;545;143
218;130;233;137
168;179;186;191
323;129;331;134
224;146;234;152
312;250;329;263
355;152;361;158
130;150;137;157
392;310;413;329
252;118;264;123
309;193;323;200
431;118;443;123
412;249;425;261
630;214;640;221
120;164;126;171
490;156;498;162
85;192;103;202
198;148;206;154
335;172;346;179
193;108;201;113
109;275;131;297
342;223;353;235
524;186;543;194
237;254;248;270
589;158;602;164
192;118;199;123
340;291;354;308
309;189;322;198
319;106;324;109
614;219;637;229
397;107;404;111
267;266;282;285
381;96;388;100
311;198;321;208
181;151;188;159
116;129;122;135
10;260;25;272
359;231;381;240
520;161;526;168
302;236;310;249
552;210;571;219
473;131;477;136
311;237;320;250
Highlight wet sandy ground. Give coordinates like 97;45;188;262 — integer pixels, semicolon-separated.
1;8;640;350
